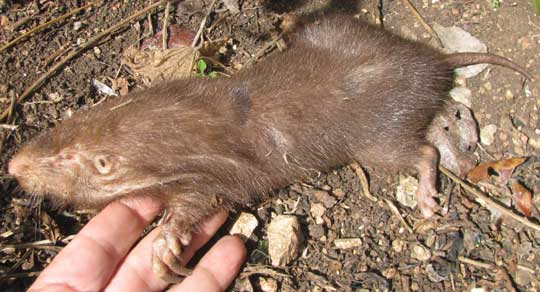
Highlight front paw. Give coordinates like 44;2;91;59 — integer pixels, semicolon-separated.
152;229;193;283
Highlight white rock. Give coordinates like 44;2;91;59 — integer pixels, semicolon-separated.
92;79;117;97
310;203;326;225
73;21;82;31
392;239;406;253
480;124;498;145
229;212;258;241
396;175;419;208
411;244;431;261
433;23;488;78
268;215;303;266
334;238;362;249
259;277;278;292
449;87;472;108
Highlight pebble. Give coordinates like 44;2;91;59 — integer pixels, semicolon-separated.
514;268;532;286
396;175;419;208
334;238;362;249
229;212;258;241
73;21;82;31
505;89;514;100
268;215;303;266
411;244;431;261
310;203;326;225
332;188;345;197
392;239;406;253
480;124;497;145
259;277;279;292
308;190;336;208
449;86;472;108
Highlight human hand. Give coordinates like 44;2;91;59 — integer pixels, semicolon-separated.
28;197;246;292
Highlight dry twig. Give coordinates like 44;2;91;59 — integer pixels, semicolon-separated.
351;162;377;202
383;198;413;233
440;166;540;233
162;1;172;50
191;0;220;48
0;0;176;122
245;31;285;67
401;0;443;47
0;1;99;53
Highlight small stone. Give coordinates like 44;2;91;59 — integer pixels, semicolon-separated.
411;244;431;261
425;264;447;282
229;212;258;241
383;267;397;279
480;124;497;145
73;21;82;31
259;277;279;292
392;239;406;253
529;138;540;149
309;190;336;208
268;215;303;266
94;46;101;56
518;36;532;49
396;175;419;208
470;288;486;292
449;86;472;107
483;82;492;91
432;23;488;78
514;269;532;286
310;203;326;225
505;89;514;100
332;188;345;197
334;238;362;249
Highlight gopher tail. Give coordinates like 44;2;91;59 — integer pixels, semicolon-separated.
444;52;533;81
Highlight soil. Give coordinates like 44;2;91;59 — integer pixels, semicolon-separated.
1;0;539;291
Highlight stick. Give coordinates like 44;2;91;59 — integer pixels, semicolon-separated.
440;166;540;233
0;271;40;281
383;198;413;233
351;162;378;202
191;0;220;47
401;0;443;47
0;0;176;122
245;31;285;67
162;1;171;50
0;1;98;53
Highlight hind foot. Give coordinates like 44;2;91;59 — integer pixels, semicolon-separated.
415;145;442;218
152;227;193;283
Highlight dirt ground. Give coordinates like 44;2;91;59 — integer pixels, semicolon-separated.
1;0;539;291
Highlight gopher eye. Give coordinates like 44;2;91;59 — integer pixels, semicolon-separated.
94;155;112;175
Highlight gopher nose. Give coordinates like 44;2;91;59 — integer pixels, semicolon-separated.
8;154;29;177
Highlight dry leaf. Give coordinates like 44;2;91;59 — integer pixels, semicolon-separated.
111;77;129;96
122;46;198;85
511;180;533;218
466;157;527;184
140;24;196;51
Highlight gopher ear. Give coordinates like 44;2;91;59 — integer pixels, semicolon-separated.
94;155;114;175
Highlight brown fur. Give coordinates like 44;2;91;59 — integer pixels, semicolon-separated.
9;16;528;232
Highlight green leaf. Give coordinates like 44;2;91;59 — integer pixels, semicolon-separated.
197;59;207;73
208;71;218;78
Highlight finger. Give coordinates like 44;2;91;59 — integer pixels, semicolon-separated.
169;236;246;292
29;196;161;292
105;211;229;292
